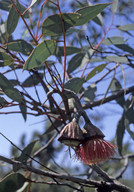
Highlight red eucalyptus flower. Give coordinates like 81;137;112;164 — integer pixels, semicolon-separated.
76;123;116;165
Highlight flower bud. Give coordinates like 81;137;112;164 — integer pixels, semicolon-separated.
58;118;84;147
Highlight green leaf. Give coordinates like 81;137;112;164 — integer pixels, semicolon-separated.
16;141;37;163
86;64;107;81
84;84;96;103
42;13;80;37
55;46;81;57
0;52;14;66
116;114;126;155
110;78;125;107
22;73;43;87
27;0;38;9
19;98;27;121
0;73;23;102
67;53;85;74
0;173;26;192
0;96;8;107
7;5;20;36
102;36;126;45
0;1;11;11
64;77;85;93
105;55;128;63
111;0;118;13
115;44;134;55
23;40;56;70
118;24;134;31
75;3;111;26
5;39;33;56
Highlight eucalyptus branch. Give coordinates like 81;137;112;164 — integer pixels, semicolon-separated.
0;155;133;192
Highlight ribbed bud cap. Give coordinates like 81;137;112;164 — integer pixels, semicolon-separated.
58;118;84;147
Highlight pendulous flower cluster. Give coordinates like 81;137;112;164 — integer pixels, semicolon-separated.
58;118;116;165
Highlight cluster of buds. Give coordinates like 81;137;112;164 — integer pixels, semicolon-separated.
58;118;115;165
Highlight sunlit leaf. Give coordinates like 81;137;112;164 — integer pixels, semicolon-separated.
0;173;26;192
86;64;107;81
23;40;56;70
111;0;118;13
0;51;14;66
0;73;23;102
5;39;33;56
64;77;85;93
102;36;126;45
118;24;134;31
75;3;111;26
42;13;80;37
67;53;85;74
105;55;128;63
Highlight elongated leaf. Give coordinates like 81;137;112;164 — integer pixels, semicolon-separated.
84;84;96;103
42;13;80;37
5;39;33;56
23;40;56;70
75;3;111;26
0;52;14;66
19;97;27;121
116;44;134;56
55;46;81;57
16;141;37;163
7;5;20;35
110;78;125;107
0;173;26;192
64;77;84;93
102;36;126;45
0;73;23;102
0;1;11;11
105;55;128;63
22;73;43;87
116;114;126;155
86;64;107;81
0;96;8;107
111;0;118;13
118;24;134;31
67;53;85;74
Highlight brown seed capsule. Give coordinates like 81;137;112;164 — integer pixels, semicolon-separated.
82;123;105;139
58;118;84;147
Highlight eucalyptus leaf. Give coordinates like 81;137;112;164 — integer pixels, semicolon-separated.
0;173;26;192
102;36;126;45
86;64;107;81
75;3;111;26
116;114;126;155
0;73;23;102
7;5;20;35
5;39;33;56
0;51;14;66
67;53;85;74
23;40;56;70
42;13;80;37
64;77;85;93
